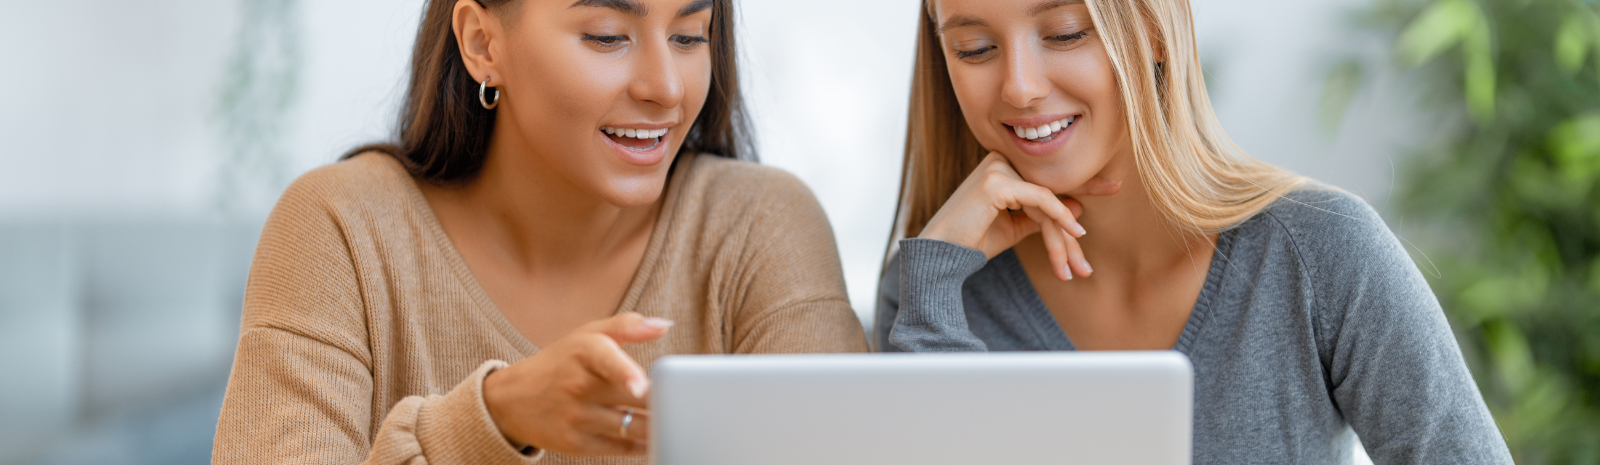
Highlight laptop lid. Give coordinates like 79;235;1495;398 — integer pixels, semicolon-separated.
650;351;1193;465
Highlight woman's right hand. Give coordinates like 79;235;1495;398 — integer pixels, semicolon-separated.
918;152;1117;281
482;312;672;456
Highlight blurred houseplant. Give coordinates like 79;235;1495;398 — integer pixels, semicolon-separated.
1327;0;1600;461
214;0;301;213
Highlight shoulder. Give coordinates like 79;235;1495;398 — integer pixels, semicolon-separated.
673;154;830;229
1232;184;1431;311
260;152;426;254
1240;184;1402;265
261;151;418;260
245;153;420;349
677;154;819;209
273;152;418;221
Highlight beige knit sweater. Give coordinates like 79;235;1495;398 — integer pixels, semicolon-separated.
212;152;869;465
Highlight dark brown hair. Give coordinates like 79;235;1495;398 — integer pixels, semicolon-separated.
348;0;753;184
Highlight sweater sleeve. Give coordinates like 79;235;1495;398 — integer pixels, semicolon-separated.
212;174;542;465
725;169;869;354
1285;192;1512;464
872;252;904;352
883;238;991;352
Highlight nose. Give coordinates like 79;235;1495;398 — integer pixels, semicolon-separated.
628;38;685;109
999;45;1049;109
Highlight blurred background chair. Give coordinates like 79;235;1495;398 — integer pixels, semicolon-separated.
0;220;258;464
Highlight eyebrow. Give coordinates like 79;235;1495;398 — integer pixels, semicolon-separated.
938;15;985;33
1028;0;1084;16
570;0;646;17
676;0;712;18
570;0;713;19
938;0;1085;33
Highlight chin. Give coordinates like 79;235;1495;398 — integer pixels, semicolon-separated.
596;168;672;208
1010;156;1104;195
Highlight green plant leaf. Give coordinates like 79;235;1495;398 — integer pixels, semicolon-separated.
1555;17;1589;75
1549;114;1600;177
1459;257;1551;321
1589;257;1600;297
1485;319;1536;395
1463;20;1496;122
1398;0;1480;65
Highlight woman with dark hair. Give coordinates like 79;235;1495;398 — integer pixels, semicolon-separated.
212;0;867;463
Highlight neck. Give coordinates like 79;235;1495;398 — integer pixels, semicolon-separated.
431;131;661;272
1071;153;1214;281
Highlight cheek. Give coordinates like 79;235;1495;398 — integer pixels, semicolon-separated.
947;67;1004;149
511;44;626;137
1048;46;1124;154
1078;50;1125;145
678;52;712;128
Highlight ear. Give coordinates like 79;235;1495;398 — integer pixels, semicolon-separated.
453;0;503;86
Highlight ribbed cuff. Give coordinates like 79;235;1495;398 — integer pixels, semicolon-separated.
415;360;546;464
890;239;991;352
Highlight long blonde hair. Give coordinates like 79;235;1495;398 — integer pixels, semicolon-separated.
892;0;1305;244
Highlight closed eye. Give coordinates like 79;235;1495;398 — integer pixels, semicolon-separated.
1047;31;1088;44
956;45;996;60
583;34;629;48
672;34;709;48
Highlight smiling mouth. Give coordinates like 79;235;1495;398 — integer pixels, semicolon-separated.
1006;115;1078;143
601;126;667;151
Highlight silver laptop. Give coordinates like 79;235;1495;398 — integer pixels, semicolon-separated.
650;351;1193;465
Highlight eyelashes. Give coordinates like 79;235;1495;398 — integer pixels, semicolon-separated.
582;34;628;46
1047;31;1088;43
673;35;710;46
957;46;997;59
951;29;1091;62
581;34;710;50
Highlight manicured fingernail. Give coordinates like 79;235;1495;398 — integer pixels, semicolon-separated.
1072;224;1087;236
1064;265;1074;281
1082;259;1093;274
642;317;675;329
629;379;649;398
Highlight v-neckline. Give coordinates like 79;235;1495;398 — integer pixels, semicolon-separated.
397;154;695;357
993;228;1234;355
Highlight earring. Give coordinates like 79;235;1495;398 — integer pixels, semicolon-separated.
479;78;499;110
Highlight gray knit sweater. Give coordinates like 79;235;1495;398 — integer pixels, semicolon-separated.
876;188;1512;464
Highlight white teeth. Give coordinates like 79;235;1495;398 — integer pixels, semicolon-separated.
1011;116;1077;141
601;127;667;139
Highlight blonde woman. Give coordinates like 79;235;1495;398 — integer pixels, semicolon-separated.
875;0;1512;462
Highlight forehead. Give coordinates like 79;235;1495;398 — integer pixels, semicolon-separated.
931;0;1086;24
557;0;714;18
